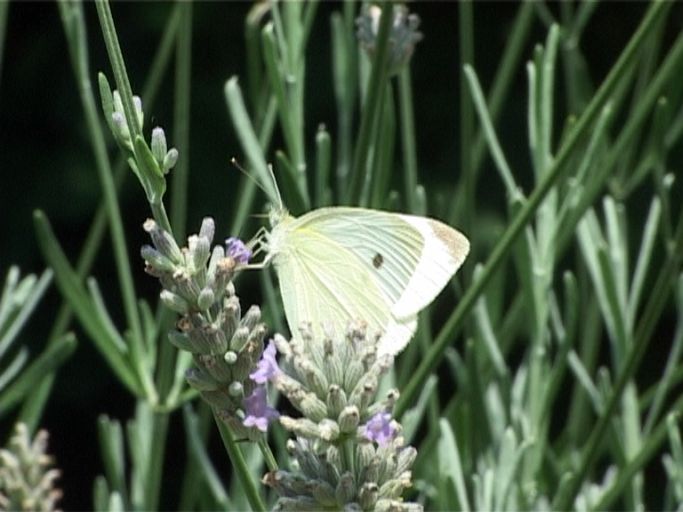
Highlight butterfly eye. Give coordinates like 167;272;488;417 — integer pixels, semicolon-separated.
372;253;384;269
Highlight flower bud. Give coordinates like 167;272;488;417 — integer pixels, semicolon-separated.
335;472;356;504
143;219;183;263
326;384;347;418
228;381;243;397
310;480;336;507
318;419;340;442
185;367;219;391
188;234;211;274
198;217;215;243
162;148;179;173
160;290;189;314
168;330;193;352
338;406;360;434
299;393;328;423
279;416;320;439
359;482;379;510
240;305;262;331
140;245;175;273
197;287;215;311
151;127;167;165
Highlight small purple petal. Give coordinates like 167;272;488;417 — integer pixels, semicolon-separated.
250;340;281;384
243;386;279;432
225;237;252;264
362;412;397;447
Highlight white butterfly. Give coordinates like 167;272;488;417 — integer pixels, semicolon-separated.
250;174;469;356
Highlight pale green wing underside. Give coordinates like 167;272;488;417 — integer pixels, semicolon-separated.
271;207;469;355
274;220;417;354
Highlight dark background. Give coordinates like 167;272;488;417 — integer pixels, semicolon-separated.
0;2;679;509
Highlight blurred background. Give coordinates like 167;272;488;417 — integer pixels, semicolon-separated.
1;2;682;509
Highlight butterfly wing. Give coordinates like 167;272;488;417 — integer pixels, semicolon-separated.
291;207;469;318
274;221;416;354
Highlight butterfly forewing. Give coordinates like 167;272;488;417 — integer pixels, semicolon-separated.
269;207;469;356
274;220;417;353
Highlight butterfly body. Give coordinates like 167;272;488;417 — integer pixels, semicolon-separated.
262;206;469;356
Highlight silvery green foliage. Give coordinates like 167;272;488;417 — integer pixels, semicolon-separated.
110;90;144;151
0;423;61;512
265;323;421;511
355;3;422;75
141;217;267;439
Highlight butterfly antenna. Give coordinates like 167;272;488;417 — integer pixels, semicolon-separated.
230;157;270;197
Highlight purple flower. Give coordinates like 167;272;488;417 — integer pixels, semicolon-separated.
243;385;279;432
225;237;252;264
362;412;397;447
250;340;281;384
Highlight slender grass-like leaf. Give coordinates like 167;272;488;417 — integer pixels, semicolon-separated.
169;0;192;240
438;418;471;511
0;348;27;392
463;66;518;198
33;211;140;396
346;2;392;204
0;269;52;360
401;375;437;444
643;275;683;434
0;334;76;416
224;77;275;203
97;416;129;509
183;405;232;510
314;126;331;208
214;414;266;512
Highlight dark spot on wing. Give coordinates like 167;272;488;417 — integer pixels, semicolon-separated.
372;253;384;269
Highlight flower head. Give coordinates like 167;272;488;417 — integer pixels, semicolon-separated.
225;237;252;264
356;4;423;74
243;385;280;432
250;339;281;384
362;412;397;447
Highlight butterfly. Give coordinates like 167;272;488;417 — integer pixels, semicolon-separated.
249;170;470;357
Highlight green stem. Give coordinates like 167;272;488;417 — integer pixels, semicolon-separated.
214;415;266;512
258;438;279;472
345;2;393;204
95;0;141;141
398;68;418;213
396;0;671;418
76;0;158;403
170;0;192;240
146;413;170;510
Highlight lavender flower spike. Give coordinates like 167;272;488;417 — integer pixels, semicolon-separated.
243;386;280;432
250;340;281;384
363;412;397;447
225;237;252;264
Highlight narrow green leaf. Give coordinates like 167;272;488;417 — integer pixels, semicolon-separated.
315;125;332;208
97;416;129;507
0;334;76;415
183;405;232;509
33;210;140;395
400;375;437;444
224;76;276;204
438;418;471;511
0;270;52;360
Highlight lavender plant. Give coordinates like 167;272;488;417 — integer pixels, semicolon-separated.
3;0;683;510
0;423;62;512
